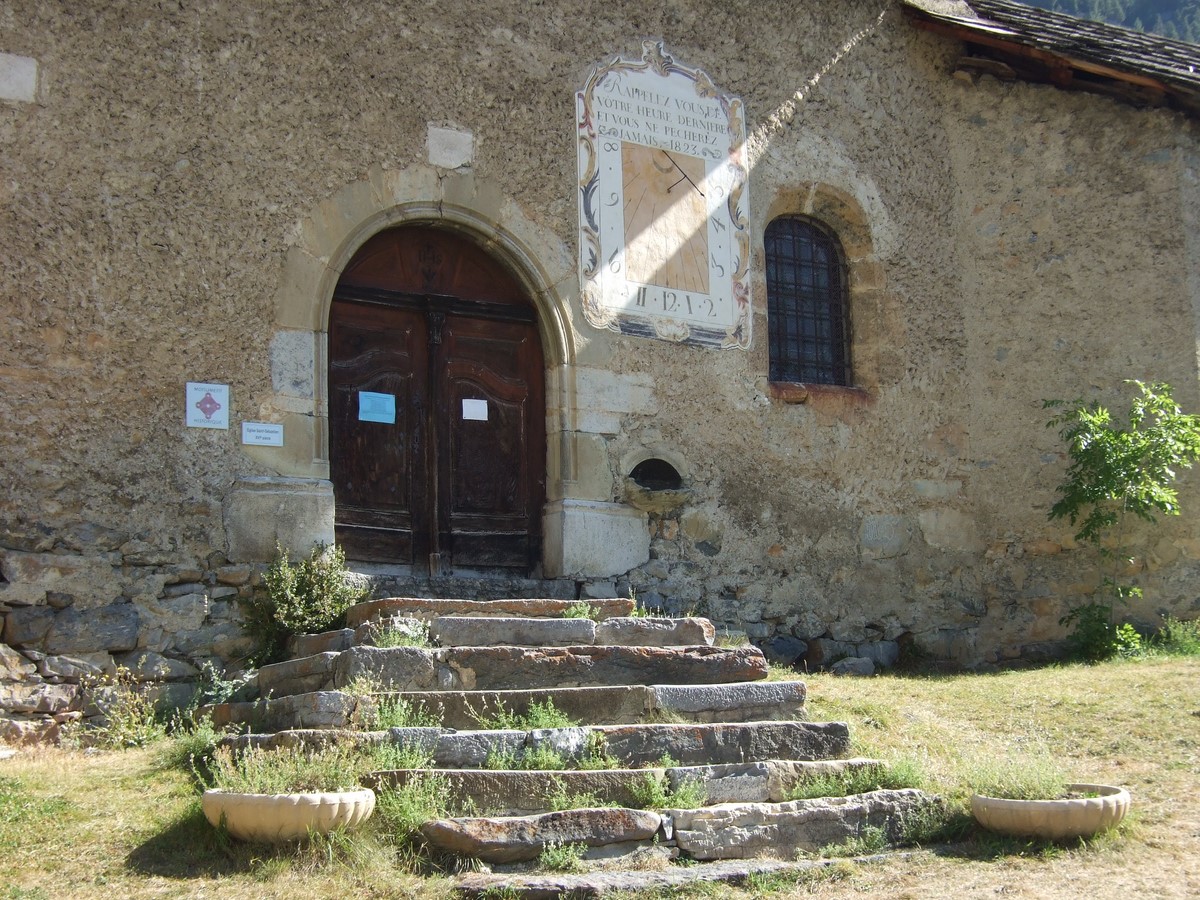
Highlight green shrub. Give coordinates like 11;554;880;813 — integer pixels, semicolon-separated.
374;772;451;850
628;772;706;809
206;744;364;793
537;840;587;873
561;601;599;621
819;824;888;857
470;698;578;731
360;695;442;730
963;754;1067;801
1045;381;1200;662
77;667;168;749
1150;615;1200;656
545;778;615;811
369;619;432;648
785;759;925;801
243;542;367;664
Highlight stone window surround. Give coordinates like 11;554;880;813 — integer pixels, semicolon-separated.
758;182;887;412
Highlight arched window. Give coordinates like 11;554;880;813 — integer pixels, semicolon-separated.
765;216;851;386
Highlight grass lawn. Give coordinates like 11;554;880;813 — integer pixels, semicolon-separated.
1;657;1197;899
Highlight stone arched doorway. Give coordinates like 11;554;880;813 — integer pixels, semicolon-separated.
328;226;546;573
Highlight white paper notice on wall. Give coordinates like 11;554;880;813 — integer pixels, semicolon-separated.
359;391;397;424
186;382;230;429
241;422;284;446
462;399;488;421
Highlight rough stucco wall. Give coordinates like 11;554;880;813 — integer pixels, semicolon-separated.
0;0;1199;705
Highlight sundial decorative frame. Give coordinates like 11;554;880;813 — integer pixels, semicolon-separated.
576;41;750;349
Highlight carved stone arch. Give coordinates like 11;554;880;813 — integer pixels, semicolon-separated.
265;165;577;487
242;165;583;572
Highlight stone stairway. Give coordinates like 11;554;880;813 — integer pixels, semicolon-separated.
205;595;935;896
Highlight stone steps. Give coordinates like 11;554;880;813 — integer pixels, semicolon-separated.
256;644;767;698
213;592;936;884
366;758;885;814
206;680;808;731
221;721;852;769
345;597;634;628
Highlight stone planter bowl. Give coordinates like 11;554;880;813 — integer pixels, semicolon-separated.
971;783;1130;841
202;788;376;843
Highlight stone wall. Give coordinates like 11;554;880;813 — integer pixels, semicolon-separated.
2;0;1200;708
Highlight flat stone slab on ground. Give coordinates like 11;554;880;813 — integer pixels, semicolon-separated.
455;858;854;899
346;597;635;628
594;617;715;646
670;788;935;859
420;807;662;863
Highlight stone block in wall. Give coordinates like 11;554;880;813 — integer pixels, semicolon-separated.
854;641;899;668
133;592;209;636
573;368;657;434
269;329;316;399
119;540;178;567
0;551;123;610
0;53;37;104
859;515;915;560
171;621;253;661
44;605;140;654
918;510;984;553
3;607;55;647
0;715;58;745
0;682;79;714
38;653;114;680
223;477;335;563
117;651;200;682
543;500;650;578
0;644;35;680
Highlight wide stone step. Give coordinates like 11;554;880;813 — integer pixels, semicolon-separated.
346;597;634;628
205;681;807;731
420;807;663;864
290;615;715;658
455;858;853;899
367;758;885;814
417;788;933;863
220;720;852;768
430;616;715;649
670;789;934;860
257;644;766;697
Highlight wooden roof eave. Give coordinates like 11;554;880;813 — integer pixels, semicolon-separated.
903;5;1176;104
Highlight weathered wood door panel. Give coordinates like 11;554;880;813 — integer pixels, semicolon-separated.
329;299;428;564
439;314;545;568
328;227;545;571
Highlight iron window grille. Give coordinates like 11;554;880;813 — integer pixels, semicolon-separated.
765;216;851;386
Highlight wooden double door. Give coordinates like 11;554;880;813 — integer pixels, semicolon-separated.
328;228;546;571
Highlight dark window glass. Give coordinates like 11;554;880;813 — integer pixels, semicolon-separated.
765;217;851;386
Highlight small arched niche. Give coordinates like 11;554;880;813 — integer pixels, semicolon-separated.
623;455;690;514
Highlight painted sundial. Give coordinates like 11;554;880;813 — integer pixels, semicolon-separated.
577;41;750;349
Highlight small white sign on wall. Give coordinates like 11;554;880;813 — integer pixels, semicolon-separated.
241;422;284;446
462;399;488;421
186;382;230;429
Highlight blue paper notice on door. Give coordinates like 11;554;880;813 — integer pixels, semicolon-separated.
358;391;396;424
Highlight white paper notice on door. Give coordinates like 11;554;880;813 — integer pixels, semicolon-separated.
462;399;488;421
359;391;397;424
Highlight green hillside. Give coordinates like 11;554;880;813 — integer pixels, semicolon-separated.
1019;0;1200;42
